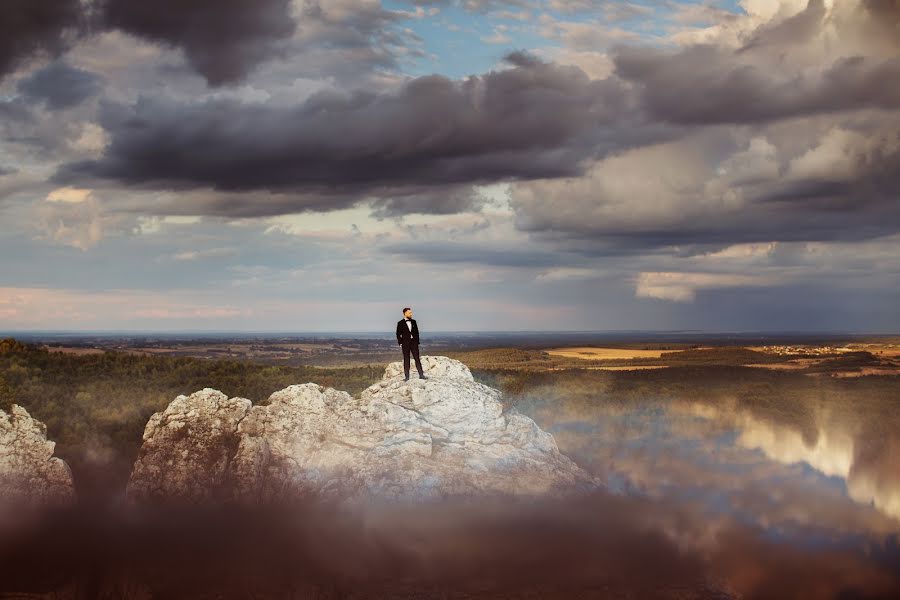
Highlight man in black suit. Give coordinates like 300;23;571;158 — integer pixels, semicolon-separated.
396;307;427;381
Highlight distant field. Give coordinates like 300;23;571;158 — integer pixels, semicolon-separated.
549;365;670;371
741;362;813;370
858;345;900;358
543;347;690;360
39;345;105;355
540;344;900;377
590;365;670;370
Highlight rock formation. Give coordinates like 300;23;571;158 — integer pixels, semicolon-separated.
126;356;600;508
0;404;76;511
125;389;251;504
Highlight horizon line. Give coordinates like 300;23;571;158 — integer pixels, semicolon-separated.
1;329;897;336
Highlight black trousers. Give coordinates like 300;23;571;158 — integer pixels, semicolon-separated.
401;342;424;377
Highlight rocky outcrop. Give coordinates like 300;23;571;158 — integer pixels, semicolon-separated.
125;389;251;504
0;404;76;510
126;356;600;507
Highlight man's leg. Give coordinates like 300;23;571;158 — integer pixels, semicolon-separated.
402;343;411;378
411;342;424;376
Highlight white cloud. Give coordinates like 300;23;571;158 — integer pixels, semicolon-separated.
511;131;751;235
634;271;779;302
701;242;780;260
133;215;205;235
170;247;238;261
534;267;601;282
787;127;900;183
46;186;92;203
533;46;614;80
481;26;512;44
33;188;127;250
537;13;643;50
70;122;108;156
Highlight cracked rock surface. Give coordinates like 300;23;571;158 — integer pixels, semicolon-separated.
126;356;600;507
0;404;76;511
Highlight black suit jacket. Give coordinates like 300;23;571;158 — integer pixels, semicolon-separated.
396;318;420;346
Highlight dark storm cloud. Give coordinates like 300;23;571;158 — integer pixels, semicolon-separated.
502;49;544;68
612;46;900;125
368;184;492;218
864;0;900;26
611;0;900;125
16;61;104;110
0;1;298;87
738;0;828;52
0;0;83;78
0;97;38;138
51;54;662;216
94;0;297;86
0;1;437;92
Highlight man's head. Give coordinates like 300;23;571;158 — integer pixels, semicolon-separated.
402;307;412;319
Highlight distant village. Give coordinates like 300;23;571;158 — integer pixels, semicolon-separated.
757;345;856;356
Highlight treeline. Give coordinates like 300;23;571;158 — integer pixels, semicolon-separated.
443;347;554;369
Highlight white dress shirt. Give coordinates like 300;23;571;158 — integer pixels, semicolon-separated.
405;318;412;332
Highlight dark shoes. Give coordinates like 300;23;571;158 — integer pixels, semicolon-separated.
404;376;409;381
419;373;428;379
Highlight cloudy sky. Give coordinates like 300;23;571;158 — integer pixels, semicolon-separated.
1;0;898;333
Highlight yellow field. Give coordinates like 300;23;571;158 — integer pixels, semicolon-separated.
543;347;673;360
854;345;900;358
589;365;669;371
547;365;669;371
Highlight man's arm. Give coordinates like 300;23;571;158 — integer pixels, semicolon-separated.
396;321;402;345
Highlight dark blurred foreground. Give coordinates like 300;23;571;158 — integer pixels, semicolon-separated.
2;487;899;600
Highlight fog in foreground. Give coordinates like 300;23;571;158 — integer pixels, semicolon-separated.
2;486;899;600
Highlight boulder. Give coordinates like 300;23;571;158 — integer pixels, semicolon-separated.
0;404;76;511
126;388;251;504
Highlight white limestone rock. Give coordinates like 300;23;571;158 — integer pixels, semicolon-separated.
125;388;251;505
127;356;600;507
381;354;475;382
0;404;76;510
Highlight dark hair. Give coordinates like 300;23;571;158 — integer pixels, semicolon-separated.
402;307;411;314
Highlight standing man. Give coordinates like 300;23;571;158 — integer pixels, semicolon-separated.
396;307;427;381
